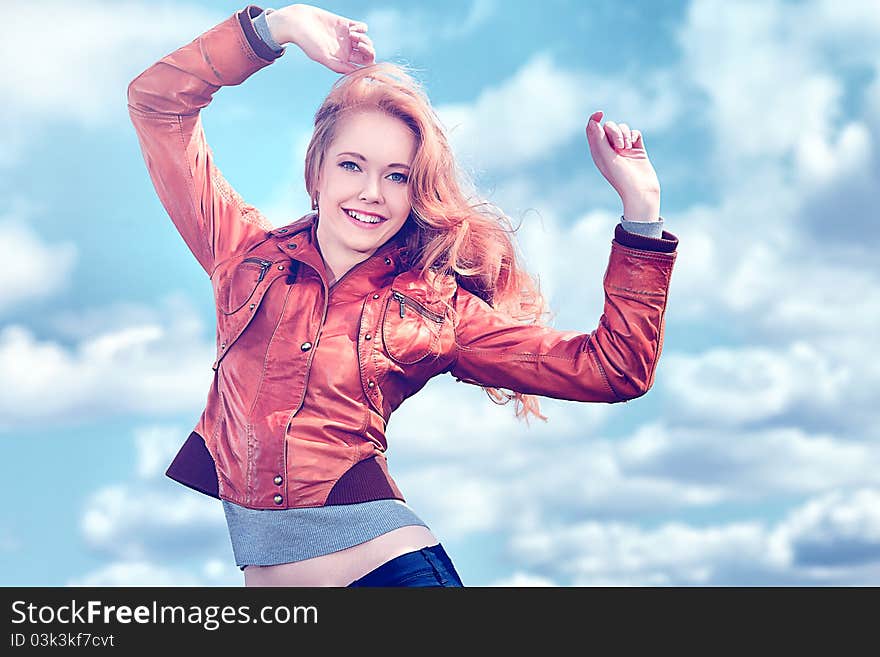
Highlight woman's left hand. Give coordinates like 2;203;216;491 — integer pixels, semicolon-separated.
586;110;660;212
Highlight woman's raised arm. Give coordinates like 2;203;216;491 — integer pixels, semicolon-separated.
126;5;292;276
448;113;678;404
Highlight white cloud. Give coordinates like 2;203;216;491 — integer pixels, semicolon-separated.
661;342;852;426
359;0;497;57
69;423;241;587
673;0;880;254
503;488;880;585
0;293;214;428
794;122;872;187
134;424;193;479
0;219;77;313
388;375;606;461
436;53;682;175
393;410;880;544
775;488;880;569
80;483;226;562
618;425;879;495
676;0;842;168
0;1;224;166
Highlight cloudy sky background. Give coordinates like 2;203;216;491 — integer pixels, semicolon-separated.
2;0;879;586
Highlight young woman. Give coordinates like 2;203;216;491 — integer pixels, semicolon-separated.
127;3;678;587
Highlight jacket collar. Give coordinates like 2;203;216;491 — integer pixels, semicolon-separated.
273;212;410;295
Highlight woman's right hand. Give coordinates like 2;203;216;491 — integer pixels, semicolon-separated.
274;4;375;74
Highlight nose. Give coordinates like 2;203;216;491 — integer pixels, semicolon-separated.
359;175;383;203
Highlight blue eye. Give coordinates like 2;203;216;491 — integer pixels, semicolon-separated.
338;161;408;184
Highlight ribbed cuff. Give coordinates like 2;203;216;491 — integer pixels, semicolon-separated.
254;8;285;53
237;5;284;61
614;221;678;253
620;215;663;238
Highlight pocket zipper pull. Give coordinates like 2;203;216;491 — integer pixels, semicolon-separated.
393;291;406;318
244;257;272;283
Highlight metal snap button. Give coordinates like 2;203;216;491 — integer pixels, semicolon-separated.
301;342;312;351
273;475;283;486
273;494;283;505
384;257;392;265
277;264;284;270
368;380;375;388
288;242;297;249
365;333;371;340
278;228;288;233
373;293;379;299
249;303;255;310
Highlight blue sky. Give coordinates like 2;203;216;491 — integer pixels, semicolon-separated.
1;0;879;586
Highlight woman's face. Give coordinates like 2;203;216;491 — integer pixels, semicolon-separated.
314;109;417;262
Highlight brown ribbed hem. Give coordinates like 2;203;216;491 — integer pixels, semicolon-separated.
325;456;405;505
237;5;284;62
614;222;678;253
165;431;220;499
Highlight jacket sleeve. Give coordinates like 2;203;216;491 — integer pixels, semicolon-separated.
448;226;679;403
126;5;284;277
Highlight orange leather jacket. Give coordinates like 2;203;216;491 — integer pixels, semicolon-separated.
127;6;679;510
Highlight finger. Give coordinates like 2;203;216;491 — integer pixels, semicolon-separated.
604;121;624;150
352;32;373;48
618;122;631;149
631;129;644;149
352;44;375;65
349;20;368;30
586;114;615;160
352;38;375;62
353;49;375;65
350;32;371;49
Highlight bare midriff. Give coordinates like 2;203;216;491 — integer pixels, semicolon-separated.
242;525;439;587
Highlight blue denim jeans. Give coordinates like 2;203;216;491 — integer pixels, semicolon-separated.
347;543;465;587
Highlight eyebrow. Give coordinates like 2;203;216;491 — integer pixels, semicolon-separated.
335;151;411;170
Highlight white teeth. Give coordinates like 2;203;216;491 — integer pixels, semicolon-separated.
345;209;383;223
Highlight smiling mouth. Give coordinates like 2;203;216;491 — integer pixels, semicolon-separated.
343;208;387;224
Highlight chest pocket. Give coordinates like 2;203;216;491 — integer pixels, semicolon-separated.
381;289;446;364
218;257;273;315
212;254;293;371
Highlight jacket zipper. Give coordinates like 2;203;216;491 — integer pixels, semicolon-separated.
392;290;445;322
242;257;272;282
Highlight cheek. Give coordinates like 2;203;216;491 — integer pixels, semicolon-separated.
396;186;412;212
393;199;412;225
323;171;348;195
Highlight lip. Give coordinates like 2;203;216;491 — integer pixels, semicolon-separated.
342;207;388;221
342;207;387;229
